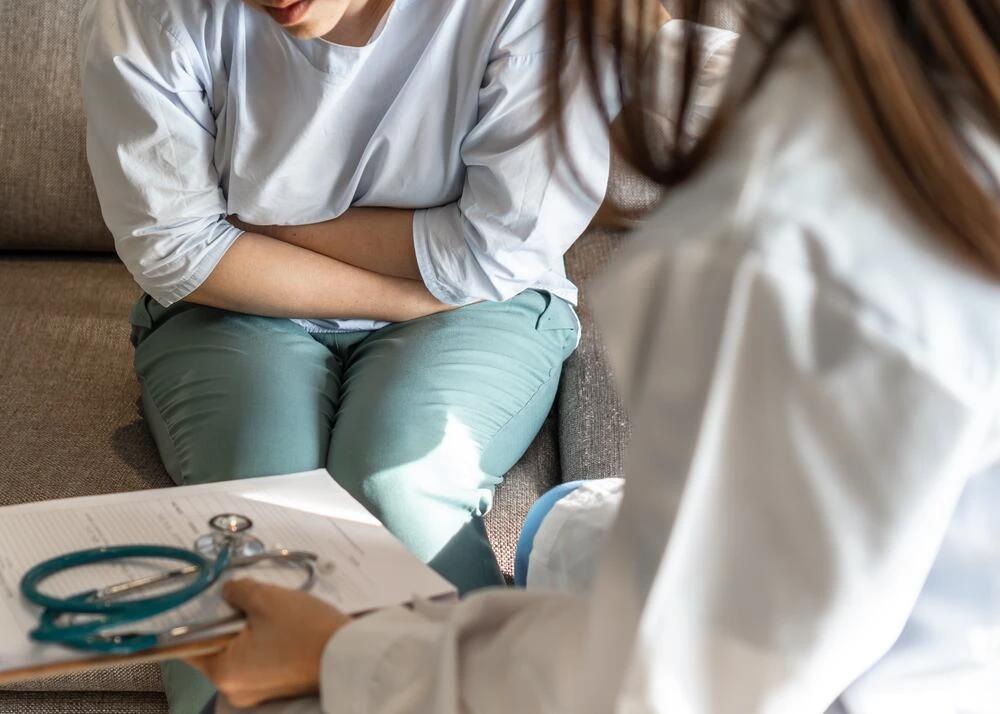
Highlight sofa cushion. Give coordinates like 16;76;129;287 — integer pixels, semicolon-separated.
0;256;170;503
560;228;632;483
603;152;665;222
0;255;167;693
485;411;560;579
669;1;742;29
0;692;167;714
0;1;112;252
0;667;162;696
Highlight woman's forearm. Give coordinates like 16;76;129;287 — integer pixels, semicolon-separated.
187;231;450;322
231;208;422;280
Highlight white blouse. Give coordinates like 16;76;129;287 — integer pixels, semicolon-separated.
79;0;609;332
301;30;1000;714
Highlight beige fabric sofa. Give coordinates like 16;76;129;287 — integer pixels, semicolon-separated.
0;1;737;711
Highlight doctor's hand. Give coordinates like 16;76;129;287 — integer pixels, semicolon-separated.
186;579;350;709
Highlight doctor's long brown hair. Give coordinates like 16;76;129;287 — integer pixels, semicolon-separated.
550;0;1000;274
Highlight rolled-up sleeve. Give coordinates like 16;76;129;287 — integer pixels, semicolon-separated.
80;0;242;306
413;19;610;305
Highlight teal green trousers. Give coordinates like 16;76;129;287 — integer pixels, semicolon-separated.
129;290;579;714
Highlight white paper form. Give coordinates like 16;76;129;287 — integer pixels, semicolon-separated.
0;470;455;674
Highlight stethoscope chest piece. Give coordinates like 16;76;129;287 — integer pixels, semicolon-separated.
195;514;265;561
209;513;253;534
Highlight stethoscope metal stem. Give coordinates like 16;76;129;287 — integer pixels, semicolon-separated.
94;550;318;602
95;565;202;601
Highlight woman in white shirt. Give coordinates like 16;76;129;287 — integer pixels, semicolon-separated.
80;1;610;711
186;0;1000;713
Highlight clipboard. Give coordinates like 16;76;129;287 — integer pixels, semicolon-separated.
0;633;235;686
0;470;456;684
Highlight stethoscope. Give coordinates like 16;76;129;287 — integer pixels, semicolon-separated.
19;514;321;655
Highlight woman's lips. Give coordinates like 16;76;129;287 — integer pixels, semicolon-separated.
266;0;312;26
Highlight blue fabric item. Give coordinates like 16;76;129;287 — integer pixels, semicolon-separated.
514;481;585;587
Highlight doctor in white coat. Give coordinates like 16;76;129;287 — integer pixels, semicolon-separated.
189;1;1000;713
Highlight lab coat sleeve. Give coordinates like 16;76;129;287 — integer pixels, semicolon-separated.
411;10;610;305
319;591;589;714
80;0;242;306
316;234;996;714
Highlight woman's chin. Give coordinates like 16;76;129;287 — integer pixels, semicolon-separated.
260;5;338;39
282;23;328;39
274;17;340;40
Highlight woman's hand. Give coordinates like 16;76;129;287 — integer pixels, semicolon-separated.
186;579;350;709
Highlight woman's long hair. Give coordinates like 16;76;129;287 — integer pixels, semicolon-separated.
550;0;1000;274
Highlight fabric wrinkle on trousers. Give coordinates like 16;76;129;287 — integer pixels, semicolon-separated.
129;289;580;714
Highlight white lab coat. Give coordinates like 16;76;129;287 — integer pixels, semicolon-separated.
226;27;1000;714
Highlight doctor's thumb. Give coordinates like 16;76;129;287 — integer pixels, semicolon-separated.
222;579;270;616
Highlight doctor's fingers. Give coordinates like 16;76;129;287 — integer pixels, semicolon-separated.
222;578;322;619
184;653;214;680
185;644;235;684
185;651;259;704
195;651;309;712
222;579;276;616
184;625;257;686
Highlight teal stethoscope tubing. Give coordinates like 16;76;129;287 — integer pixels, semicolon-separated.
20;543;230;655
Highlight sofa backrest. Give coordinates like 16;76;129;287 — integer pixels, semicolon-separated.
0;0;110;251
0;1;739;253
